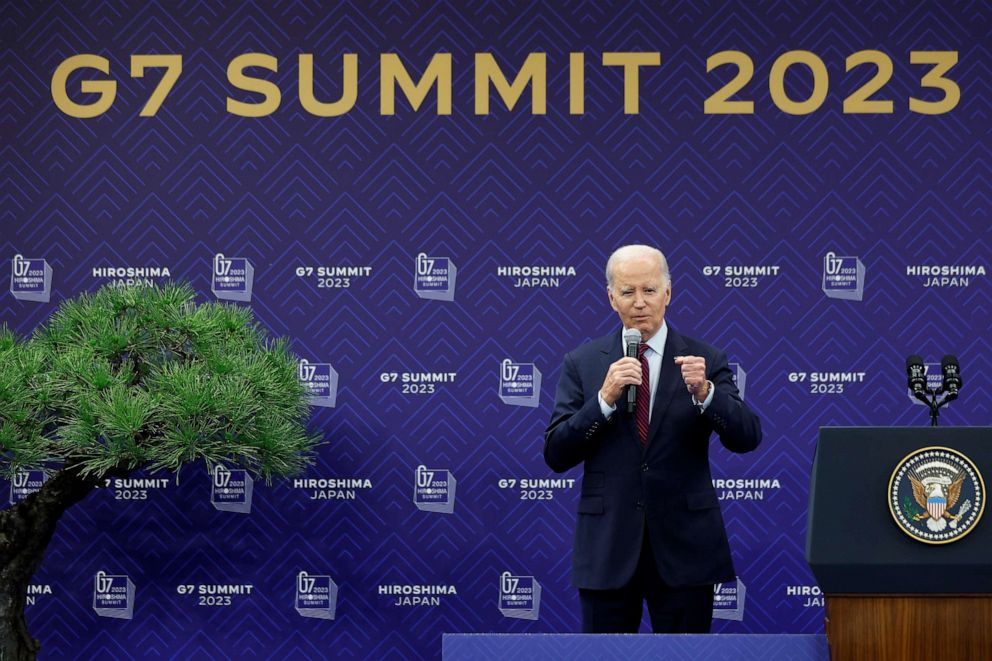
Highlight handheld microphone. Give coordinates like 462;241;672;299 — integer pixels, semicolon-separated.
623;329;641;414
941;355;961;401
906;355;928;404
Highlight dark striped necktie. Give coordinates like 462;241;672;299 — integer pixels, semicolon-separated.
636;342;650;446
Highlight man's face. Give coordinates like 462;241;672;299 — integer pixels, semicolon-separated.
607;256;671;341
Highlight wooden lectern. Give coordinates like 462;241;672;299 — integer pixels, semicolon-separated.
807;427;992;661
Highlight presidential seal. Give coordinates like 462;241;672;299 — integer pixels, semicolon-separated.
889;446;985;544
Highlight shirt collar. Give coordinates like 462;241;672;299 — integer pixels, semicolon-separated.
622;321;668;356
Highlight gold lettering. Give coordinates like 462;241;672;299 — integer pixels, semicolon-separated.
227;53;280;117
299;53;358;116
602;52;660;114
769;50;828;115
381;53;451;115
569;52;584;115
474;53;547;115
51;54;116;118
130;54;182;117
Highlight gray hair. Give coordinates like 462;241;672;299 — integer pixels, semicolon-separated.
605;245;670;288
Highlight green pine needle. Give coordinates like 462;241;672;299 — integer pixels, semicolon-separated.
0;282;319;482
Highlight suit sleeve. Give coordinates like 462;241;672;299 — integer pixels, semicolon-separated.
701;349;761;453
543;351;609;473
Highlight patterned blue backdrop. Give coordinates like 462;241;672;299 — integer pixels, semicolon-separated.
2;0;990;658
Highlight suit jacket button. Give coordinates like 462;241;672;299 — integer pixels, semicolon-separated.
635;501;644;510
641;463;648;472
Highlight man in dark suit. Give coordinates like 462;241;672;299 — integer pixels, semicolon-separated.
544;245;761;633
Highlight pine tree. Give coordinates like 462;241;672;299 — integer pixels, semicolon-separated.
0;282;319;660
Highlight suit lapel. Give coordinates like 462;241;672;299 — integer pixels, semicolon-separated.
599;330;624;364
645;326;688;447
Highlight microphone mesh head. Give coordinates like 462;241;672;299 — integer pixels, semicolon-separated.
941;355;961;388
622;329;641;345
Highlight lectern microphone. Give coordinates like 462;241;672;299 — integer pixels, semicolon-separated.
906;355;928;404
941;355;962;401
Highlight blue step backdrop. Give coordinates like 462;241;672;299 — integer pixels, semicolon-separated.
442;634;829;661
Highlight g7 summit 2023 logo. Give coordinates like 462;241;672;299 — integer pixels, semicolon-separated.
822;252;864;301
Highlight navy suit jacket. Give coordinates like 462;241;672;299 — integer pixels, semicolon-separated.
544;326;761;590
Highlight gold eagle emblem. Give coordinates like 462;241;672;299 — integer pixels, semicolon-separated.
908;472;965;532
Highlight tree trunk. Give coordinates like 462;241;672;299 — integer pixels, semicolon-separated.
0;466;107;661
